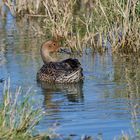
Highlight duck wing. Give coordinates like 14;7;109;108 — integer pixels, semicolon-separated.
39;58;81;75
37;59;83;83
61;58;81;69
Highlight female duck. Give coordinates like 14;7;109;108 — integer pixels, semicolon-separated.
37;39;83;83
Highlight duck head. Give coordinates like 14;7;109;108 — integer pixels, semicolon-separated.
41;40;61;53
41;38;62;63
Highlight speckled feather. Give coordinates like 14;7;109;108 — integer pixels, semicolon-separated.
37;58;83;83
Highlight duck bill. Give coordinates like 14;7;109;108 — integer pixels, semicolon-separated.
58;48;71;54
58;48;64;53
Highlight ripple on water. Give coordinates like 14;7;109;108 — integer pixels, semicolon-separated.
0;18;140;139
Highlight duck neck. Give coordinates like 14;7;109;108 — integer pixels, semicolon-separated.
41;48;56;63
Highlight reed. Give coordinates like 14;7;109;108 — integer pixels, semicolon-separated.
2;0;140;54
108;0;140;54
0;79;48;140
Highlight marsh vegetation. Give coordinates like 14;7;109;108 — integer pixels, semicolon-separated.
0;0;140;140
1;0;140;53
0;80;43;140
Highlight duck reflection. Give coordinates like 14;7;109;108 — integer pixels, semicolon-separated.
38;81;84;110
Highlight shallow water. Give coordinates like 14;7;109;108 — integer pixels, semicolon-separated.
0;14;140;139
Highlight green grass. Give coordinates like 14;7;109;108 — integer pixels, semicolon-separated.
0;79;50;140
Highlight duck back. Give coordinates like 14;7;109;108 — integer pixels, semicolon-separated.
37;58;83;83
61;58;80;69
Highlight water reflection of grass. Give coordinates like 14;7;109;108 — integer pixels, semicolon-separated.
113;55;140;140
1;0;140;54
113;55;140;98
117;103;140;140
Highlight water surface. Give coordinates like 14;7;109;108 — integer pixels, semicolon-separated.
0;15;140;140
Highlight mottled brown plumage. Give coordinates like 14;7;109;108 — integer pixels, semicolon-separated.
37;38;83;83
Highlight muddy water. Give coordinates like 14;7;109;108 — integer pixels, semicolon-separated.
0;14;140;139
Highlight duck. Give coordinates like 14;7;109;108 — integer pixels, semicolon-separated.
37;37;83;83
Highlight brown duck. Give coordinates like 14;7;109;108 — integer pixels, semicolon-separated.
37;38;83;83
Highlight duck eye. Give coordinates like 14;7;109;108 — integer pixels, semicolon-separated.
53;43;55;46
